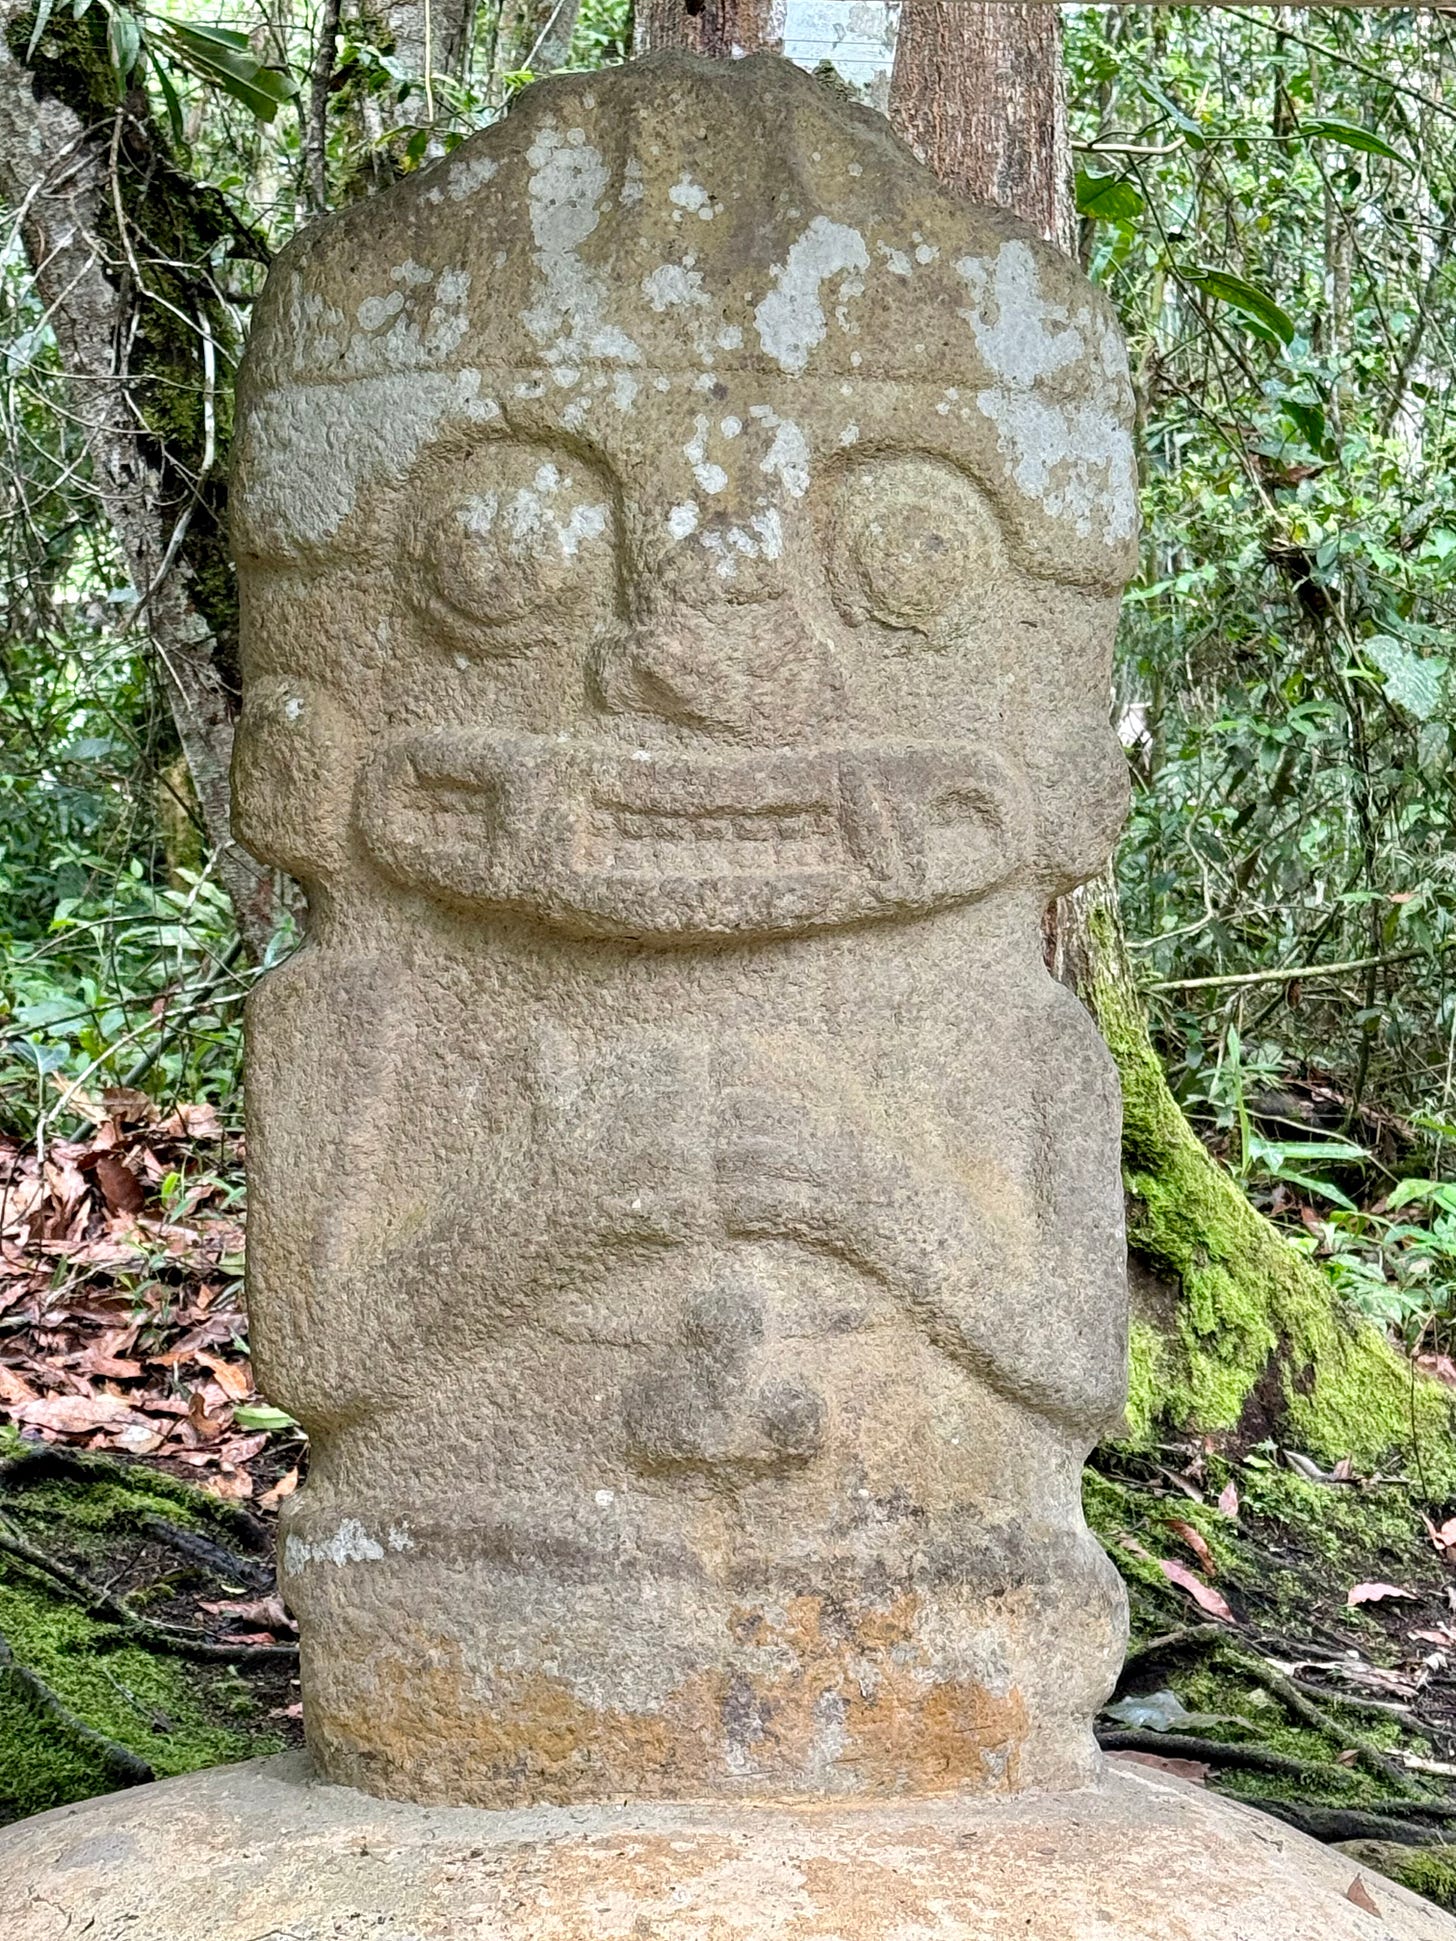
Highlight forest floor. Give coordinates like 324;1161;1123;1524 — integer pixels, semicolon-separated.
8;1103;1456;1913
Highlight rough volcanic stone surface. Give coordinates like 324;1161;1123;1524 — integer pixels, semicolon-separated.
4;1753;1456;1940
229;49;1139;1810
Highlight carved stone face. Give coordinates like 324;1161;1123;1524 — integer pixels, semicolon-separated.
233;56;1137;940
236;55;1138;1810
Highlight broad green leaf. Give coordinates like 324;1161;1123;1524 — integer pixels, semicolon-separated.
1279;397;1327;453
149;43;184;146
1138;75;1204;141
1264;1140;1368;1165
107;4;141;80
25;0;55;62
1387;1179;1456;1216
1364;634;1449;721
1299;116;1407;166
161;21;299;118
169;21;255;51
1272;1169;1358;1212
232;1403;299;1431
1075;168;1145;224
1185;268;1295;346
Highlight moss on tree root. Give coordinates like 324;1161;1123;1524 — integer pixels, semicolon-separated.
1090;911;1456;1484
0;1445;287;1823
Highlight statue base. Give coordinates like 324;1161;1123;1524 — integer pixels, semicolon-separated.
4;1752;1454;1939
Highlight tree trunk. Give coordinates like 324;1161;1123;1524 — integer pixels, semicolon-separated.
0;4;281;959
889;0;1072;249
633;0;783;60
494;0;583;79
384;0;478;81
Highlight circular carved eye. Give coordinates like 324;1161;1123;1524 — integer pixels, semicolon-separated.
411;443;616;655
828;456;1006;644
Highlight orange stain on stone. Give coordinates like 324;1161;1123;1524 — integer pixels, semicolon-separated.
305;1591;1027;1807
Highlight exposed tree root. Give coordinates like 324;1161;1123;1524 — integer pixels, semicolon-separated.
1098;1726;1348;1783
1118;1618;1427;1798
0;1624;154;1788
0;1516;294;1666
1236;1799;1446;1846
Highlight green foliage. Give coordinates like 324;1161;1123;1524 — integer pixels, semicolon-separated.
1067;6;1456;1347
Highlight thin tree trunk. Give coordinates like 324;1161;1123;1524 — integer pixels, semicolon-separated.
880;1;1449;1464
304;0;344;213
888;0;1072;250
386;0;477;81
633;0;783;60
493;0;583;78
0;5;280;959
890;1;1109;996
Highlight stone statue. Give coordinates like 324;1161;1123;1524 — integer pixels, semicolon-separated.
5;53;1452;1941
231;46;1136;1809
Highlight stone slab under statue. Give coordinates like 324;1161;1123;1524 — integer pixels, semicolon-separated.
3;52;1449;1941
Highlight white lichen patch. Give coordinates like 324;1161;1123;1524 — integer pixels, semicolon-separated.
523;121;642;374
957;240;1137;548
668;173;716;220
286;1518;392;1569
956;240;1085;388
700;503;784;578
357;291;405;330
461;463;609;562
667;501;700;540
338;258;473;374
642;262;709;313
754;216;870;373
684;414;729;494
445;149;499;200
237;371;502;550
750;406;811;499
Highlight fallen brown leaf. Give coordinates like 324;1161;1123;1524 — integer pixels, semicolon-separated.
1159;1558;1235;1623
199;1596;294;1631
1168;1518;1217;1577
1346;1876;1380;1915
200;1466;253;1501
91;1153;146;1216
1110;1750;1210;1785
196;1352;253;1401
1217;1480;1239;1519
258;1466;300;1511
1348;1581;1416;1607
14;1393;136;1434
107;1422;165;1455
0;1363;38;1405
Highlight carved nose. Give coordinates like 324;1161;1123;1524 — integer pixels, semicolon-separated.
597;622;748;731
594;608;829;737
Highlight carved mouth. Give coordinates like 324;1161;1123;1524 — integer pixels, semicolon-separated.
357;735;1028;937
577;782;842;876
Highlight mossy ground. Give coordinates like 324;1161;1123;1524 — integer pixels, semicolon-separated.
1343;1843;1456;1913
0;1449;296;1824
1086;1451;1456;1834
